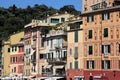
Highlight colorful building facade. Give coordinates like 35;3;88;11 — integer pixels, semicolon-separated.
81;6;120;80
9;31;24;79
67;20;84;80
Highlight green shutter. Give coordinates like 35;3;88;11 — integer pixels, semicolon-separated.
87;61;89;69
108;45;110;53
102;13;104;20
92;15;94;22
102;45;104;53
107;12;110;19
104;28;108;37
75;31;78;42
87;16;89;22
75;61;78;69
89;30;92;38
107;60;110;69
92;61;94;69
102;61;104;69
89;46;92;55
70;62;72;69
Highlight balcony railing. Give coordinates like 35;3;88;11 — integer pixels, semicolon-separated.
47;58;67;64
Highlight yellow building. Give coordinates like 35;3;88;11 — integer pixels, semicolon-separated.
3;41;10;76
67;20;84;80
3;31;24;77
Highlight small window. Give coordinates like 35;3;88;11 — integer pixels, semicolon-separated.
102;45;110;54
87;15;94;22
102;12;110;20
61;18;65;22
88;30;92;39
8;48;10;53
75;31;78;42
87;60;94;69
70;62;72;69
40;54;43;59
89;45;93;55
104;28;108;37
102;60;110;69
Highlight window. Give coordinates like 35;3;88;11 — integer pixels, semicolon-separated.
75;31;78;42
61;18;65;22
74;47;78;59
26;49;29;54
74;61;78;69
8;48;10;52
104;28;108;37
102;44;110;57
15;46;17;51
40;54;46;59
70;62;72;69
89;45;93;55
102;60;110;69
14;67;16;72
87;15;94;22
88;30;92;39
87;60;94;69
70;48;72;55
102;12;110;20
51;18;59;23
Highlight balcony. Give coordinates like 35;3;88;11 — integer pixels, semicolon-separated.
47;58;66;64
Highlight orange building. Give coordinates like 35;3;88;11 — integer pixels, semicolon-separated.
81;5;120;80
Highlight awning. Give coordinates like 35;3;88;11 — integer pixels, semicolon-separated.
30;50;35;55
53;65;64;69
94;76;102;79
74;76;84;78
46;65;52;68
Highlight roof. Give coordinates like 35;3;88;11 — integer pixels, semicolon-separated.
81;6;120;16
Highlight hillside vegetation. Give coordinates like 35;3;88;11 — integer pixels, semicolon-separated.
0;4;80;40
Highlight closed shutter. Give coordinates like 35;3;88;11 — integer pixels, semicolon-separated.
92;61;94;69
92;15;94;22
75;31;78;42
87;61;89;69
102;45;104;53
108;45;110;53
87;16;89;22
102;13;104;20
107;12;110;19
107;60;110;69
75;61;78;69
89;30;92;38
102;61;104;69
104;28;108;37
89;46;92;55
